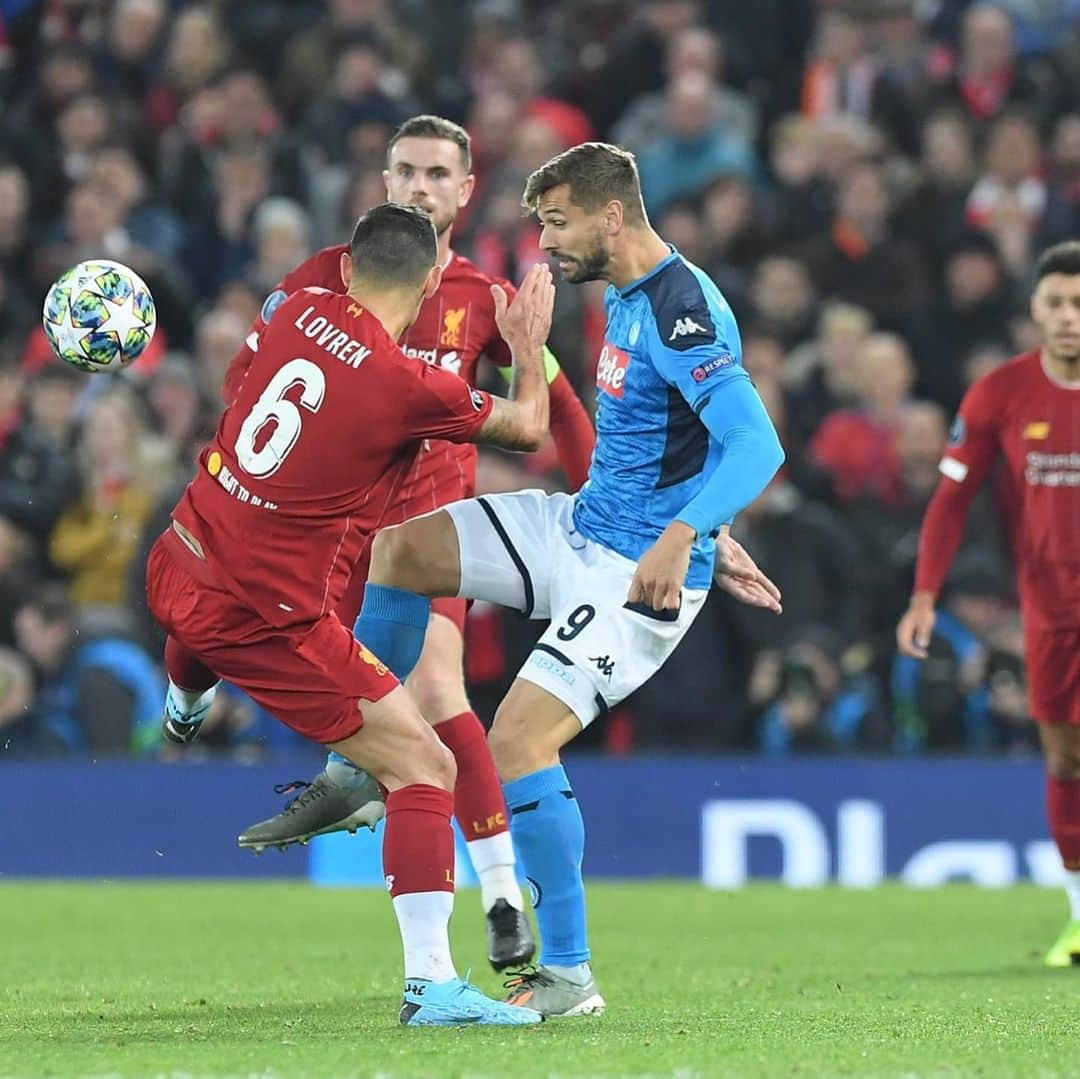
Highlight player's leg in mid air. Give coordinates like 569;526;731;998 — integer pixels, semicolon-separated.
160;636;220;745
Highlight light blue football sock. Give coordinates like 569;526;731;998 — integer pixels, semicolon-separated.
353;583;430;680
325;586;430;781
503;763;589;966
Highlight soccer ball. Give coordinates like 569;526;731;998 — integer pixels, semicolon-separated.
42;259;157;373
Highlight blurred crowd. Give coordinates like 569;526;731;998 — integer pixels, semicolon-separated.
1;0;1077;759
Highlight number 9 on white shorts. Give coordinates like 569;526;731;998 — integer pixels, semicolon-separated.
444;489;708;727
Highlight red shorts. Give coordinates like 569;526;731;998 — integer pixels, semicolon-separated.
1025;625;1080;726
146;530;398;744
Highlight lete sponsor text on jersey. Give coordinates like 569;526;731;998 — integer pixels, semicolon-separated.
596;341;630;398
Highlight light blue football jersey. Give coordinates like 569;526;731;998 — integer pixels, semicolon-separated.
573;249;750;590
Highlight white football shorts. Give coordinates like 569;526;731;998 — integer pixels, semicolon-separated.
444;489;707;727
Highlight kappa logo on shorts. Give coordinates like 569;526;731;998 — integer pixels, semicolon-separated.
358;644;388;676
470;388;486;411
589;654;615;680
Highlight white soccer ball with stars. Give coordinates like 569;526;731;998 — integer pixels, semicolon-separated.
42;259;157;372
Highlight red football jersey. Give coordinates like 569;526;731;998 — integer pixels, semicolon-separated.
173;287;493;627
222;245;514;518
931;351;1080;628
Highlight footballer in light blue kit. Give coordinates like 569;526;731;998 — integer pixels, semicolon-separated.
354;143;785;1017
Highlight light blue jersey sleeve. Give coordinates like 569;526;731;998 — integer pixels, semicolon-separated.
649;282;784;539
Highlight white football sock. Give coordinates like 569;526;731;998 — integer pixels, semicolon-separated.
1065;869;1080;920
392;891;457;983
467;832;523;912
165;679;218;722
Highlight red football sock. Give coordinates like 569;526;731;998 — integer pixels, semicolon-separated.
436;712;509;841
164;636;218;692
1046;775;1080;870
383;785;455;897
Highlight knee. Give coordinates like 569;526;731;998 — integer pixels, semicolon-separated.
488;707;556;782
409;728;457;790
369;525;424;589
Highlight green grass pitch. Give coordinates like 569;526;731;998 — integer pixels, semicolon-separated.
2;881;1079;1078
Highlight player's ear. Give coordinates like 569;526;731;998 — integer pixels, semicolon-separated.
605;199;623;234
459;173;476;210
423;262;443;300
340;252;354;289
382;169;391;197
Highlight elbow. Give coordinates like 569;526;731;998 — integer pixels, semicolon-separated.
517;428;545;453
766;432;786;480
751;429;785;492
518;411;549;453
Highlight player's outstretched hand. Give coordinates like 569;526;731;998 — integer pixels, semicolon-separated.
713;533;782;614
627;521;695;613
492;263;555;359
896;595;936;660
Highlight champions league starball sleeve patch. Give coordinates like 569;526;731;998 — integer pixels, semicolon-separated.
260;289;288;326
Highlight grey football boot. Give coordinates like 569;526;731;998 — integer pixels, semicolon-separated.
238;769;385;853
503;965;605;1018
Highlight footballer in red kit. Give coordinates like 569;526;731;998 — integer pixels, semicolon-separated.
898;241;1080;966
146;202;555;1026
194;117;594;974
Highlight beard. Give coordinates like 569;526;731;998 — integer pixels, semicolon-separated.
556;233;611;284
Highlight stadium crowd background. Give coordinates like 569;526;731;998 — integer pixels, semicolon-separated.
0;0;1077;760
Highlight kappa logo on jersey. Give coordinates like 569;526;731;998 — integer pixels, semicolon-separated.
440;306;466;348
948;416;966;447
1023;421;1051;440
260;289;287;325
470;388;486;411
596;341;630;398
669;316;708;341
691;353;735;383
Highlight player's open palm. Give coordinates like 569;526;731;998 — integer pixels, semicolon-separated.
492;263;555;358
713;534;782;614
